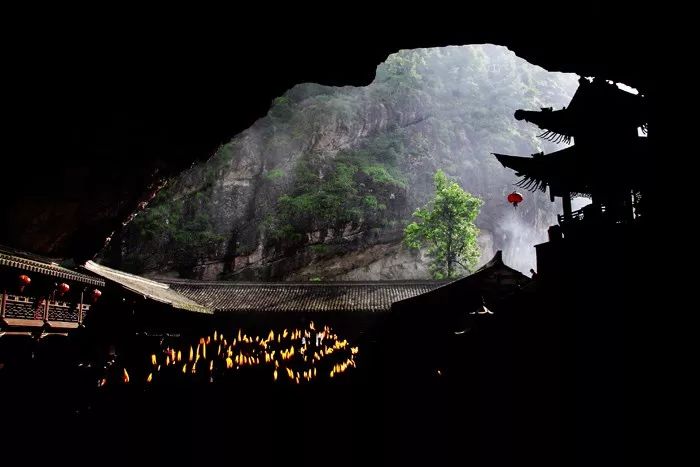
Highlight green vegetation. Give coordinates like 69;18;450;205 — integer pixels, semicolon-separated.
265;147;406;240
264;168;286;181
404;170;483;279
128;185;224;276
309;244;329;255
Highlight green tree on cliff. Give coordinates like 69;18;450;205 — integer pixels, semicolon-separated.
404;170;483;279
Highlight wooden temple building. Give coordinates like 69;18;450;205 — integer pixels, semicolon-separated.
2;247;526;340
485;76;649;465
494;77;648;236
2;245;523;372
493;77;649;281
1;245;105;336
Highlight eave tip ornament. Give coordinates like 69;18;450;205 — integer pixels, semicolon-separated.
507;191;523;208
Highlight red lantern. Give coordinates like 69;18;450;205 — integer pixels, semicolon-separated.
507;191;524;208
91;288;102;302
18;274;31;293
57;283;70;295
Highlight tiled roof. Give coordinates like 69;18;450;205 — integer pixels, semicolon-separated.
164;279;443;313
0;246;105;287
83;261;213;314
392;251;531;309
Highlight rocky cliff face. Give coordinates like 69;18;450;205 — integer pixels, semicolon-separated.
101;45;577;280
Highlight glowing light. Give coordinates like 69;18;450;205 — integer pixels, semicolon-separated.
101;323;359;387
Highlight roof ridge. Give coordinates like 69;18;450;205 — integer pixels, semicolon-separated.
0;251;105;286
162;279;447;287
84;261;170;289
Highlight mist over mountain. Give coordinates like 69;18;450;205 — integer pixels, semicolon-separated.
101;45;577;280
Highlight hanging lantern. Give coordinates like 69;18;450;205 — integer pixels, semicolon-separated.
507;191;523;208
18;274;31;293
57;282;70;295
91;288;102;302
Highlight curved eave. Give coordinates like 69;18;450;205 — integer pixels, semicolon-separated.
514;109;574;143
493;147;581;194
0;252;105;287
83;261;212;314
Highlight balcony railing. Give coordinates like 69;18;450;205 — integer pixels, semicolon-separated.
1;293;90;329
557;205;608;226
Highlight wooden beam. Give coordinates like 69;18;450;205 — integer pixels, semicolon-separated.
562;193;572;221
46;321;80;329
2;318;45;328
78;290;84;324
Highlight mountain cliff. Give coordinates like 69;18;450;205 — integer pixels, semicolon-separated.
101;45;577;280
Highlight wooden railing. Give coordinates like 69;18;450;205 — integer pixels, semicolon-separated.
557;205;608;226
1;292;90;329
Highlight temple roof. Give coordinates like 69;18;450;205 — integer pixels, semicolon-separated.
164;279;443;313
83;261;213;314
514;77;646;141
392;251;530;310
493;136;649;197
0;245;105;287
493;146;584;195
